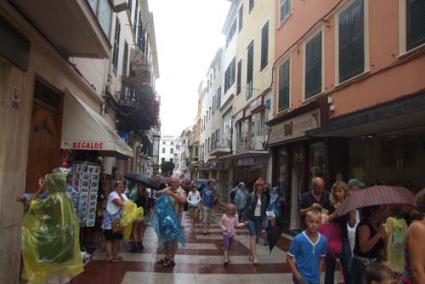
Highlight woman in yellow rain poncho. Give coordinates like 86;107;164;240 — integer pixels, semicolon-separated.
21;172;83;284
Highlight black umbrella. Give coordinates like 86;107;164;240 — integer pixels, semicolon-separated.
266;221;282;253
125;173;159;190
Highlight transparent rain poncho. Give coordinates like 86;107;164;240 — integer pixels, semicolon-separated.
385;217;408;273
22;172;83;284
151;195;185;246
120;201;144;241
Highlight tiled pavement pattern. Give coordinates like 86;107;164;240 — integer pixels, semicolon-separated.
70;210;332;284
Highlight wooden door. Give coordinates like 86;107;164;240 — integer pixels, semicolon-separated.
25;81;62;193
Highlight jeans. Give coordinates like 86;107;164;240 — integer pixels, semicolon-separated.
248;216;263;242
325;238;352;284
350;257;367;284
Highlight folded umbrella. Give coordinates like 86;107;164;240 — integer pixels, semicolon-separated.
266;221;282;253
336;185;416;216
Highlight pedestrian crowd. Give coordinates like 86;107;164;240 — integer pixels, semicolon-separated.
15;169;425;284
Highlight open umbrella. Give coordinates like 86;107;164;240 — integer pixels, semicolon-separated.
125;173;159;190
336;185;416;216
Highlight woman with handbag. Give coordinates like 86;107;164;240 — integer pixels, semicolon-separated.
245;177;269;264
102;179;128;262
321;181;356;284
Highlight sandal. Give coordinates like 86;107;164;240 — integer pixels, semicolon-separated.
106;257;114;262
157;258;168;264
112;256;123;262
162;260;176;267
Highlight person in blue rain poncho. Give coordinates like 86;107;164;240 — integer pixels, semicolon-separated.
152;177;186;267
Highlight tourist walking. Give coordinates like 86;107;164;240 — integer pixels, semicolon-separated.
322;181;356;284
102;178;129;262
400;188;425;284
287;209;328;284
245;177;268;264
219;203;247;266
351;205;388;284
156;177;187;267
234;182;249;221
129;181;150;252
201;179;219;235
187;182;201;233
299;177;332;228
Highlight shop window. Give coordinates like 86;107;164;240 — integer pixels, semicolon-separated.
278;58;290;111
338;0;364;83
305;32;322;98
406;0;425;51
309;142;325;181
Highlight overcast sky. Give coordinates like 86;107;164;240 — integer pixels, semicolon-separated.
149;0;230;137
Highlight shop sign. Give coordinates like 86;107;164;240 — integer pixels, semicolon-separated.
72;141;104;150
268;109;320;145
237;157;256;166
234;109;245;122
249;96;263;113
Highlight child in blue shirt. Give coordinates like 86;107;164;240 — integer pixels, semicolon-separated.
287;209;328;284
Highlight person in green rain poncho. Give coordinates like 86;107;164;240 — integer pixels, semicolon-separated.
20;171;83;284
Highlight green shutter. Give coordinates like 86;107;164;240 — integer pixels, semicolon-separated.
339;0;364;82
279;59;290;111
407;0;425;51
305;32;322;98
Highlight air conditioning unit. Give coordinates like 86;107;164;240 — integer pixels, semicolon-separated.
246;81;253;99
252;136;265;150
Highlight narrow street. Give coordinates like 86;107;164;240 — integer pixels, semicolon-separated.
71;210;294;284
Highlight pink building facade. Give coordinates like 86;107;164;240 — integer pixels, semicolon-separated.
268;0;425;230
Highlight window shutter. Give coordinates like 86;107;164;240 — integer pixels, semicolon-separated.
407;0;425;51
339;0;364;82
261;21;269;70
237;60;242;95
305;32;322;98
279;59;290;111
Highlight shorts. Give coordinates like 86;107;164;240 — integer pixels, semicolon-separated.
223;235;234;251
103;229;124;241
202;206;215;224
189;205;199;214
247;216;263;239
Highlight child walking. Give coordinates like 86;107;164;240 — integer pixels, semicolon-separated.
219;203;246;266
287;209;328;284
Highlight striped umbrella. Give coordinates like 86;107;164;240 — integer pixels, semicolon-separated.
336;185;416;216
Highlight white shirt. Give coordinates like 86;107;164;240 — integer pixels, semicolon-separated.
254;198;262;217
106;191;128;215
187;190;201;206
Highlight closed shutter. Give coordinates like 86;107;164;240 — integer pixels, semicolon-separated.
237;60;242;95
261;21;269;70
339;0;364;82
305;32;322;98
407;0;425;51
278;59;290;111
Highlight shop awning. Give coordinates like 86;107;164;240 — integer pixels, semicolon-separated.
307;91;425;137
61;92;133;157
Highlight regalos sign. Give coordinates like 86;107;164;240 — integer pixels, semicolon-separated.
71;141;104;150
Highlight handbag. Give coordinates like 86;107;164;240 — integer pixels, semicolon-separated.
318;222;342;258
112;219;124;233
